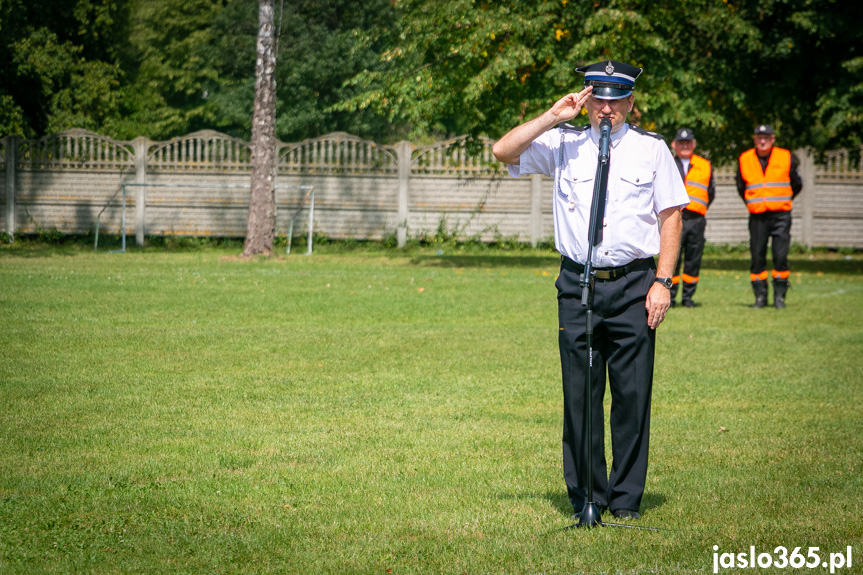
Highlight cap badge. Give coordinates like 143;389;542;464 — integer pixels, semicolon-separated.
759;125;766;132
605;61;614;75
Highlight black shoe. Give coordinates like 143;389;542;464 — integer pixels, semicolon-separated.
611;509;641;520
774;296;786;309
751;297;767;309
682;299;697;308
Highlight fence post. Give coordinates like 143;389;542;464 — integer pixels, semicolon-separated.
797;147;816;249
397;140;412;248
4;136;16;238
134;137;148;246
530;174;543;247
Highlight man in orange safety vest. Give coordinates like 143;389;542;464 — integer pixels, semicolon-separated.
736;124;803;309
670;128;714;308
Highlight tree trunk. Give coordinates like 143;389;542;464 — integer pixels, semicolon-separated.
243;0;278;257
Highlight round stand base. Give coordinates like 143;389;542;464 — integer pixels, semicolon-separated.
577;502;603;528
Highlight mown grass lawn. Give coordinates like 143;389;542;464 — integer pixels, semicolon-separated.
1;243;861;574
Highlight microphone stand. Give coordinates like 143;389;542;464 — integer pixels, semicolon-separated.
572;117;611;529
565;119;662;532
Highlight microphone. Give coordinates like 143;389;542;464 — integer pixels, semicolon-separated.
581;117;612;305
599;118;611;164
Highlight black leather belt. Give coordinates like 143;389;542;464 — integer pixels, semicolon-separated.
561;255;655;280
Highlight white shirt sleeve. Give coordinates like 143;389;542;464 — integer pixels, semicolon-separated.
505;130;558;179
651;140;690;214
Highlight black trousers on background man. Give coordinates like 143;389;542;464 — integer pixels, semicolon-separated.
556;258;656;514
671;211;707;304
749;211;792;275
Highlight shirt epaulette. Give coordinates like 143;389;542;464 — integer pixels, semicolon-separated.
558;123;590;133
629;125;665;140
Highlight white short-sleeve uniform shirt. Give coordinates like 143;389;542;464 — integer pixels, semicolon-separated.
508;124;689;267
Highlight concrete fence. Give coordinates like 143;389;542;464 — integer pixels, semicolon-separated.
2;129;862;248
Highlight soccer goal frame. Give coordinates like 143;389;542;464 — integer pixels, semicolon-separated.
94;183;315;254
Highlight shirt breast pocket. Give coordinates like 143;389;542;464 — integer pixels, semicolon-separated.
618;169;655;211
560;171;594;210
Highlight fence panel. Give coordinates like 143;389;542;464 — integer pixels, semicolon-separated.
280;132;398;175
7;130;135;235
2;130;863;248
148;131;252;173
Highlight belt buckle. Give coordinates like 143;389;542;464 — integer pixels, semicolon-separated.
594;269;612;280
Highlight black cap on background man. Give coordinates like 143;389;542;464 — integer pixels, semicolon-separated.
673;128;695;142
752;124;776;157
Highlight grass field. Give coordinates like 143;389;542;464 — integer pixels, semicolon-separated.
1;242;862;574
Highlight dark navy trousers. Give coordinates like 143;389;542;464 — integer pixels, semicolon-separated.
672;212;707;303
556;260;656;513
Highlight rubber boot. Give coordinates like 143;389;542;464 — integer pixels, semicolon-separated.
681;281;697;307
773;278;789;309
751;279;768;308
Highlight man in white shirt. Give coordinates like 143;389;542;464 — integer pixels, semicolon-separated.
493;60;687;520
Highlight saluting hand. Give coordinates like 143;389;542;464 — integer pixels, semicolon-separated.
550;86;593;122
492;86;593;165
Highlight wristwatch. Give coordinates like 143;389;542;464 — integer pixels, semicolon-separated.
654;277;673;289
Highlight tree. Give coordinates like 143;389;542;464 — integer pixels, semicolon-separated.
109;0;228;140
735;0;863;155
334;0;763;158
0;0;127;138
337;0;860;163
243;0;278;257
3;0;859;164
204;0;398;143
335;0;565;142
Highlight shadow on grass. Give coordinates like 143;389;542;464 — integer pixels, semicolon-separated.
0;234;118;258
641;491;667;515
512;490;667;518
701;256;863;275
408;250;863;274
4;238;861;276
409;254;562;269
0;244;97;258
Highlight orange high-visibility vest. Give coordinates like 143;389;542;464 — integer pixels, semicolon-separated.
683;154;712;216
739;147;793;214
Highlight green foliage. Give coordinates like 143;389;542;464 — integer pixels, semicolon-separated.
144;234;245;251
337;0;861;163
103;0;398;142
0;0;127;137
335;0;564;140
739;0;863;153
1;0;860;159
267;0;399;142
565;0;762;162
107;0;228;139
35;227;65;244
380;231;399;249
420;214;463;248
813;56;863;153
